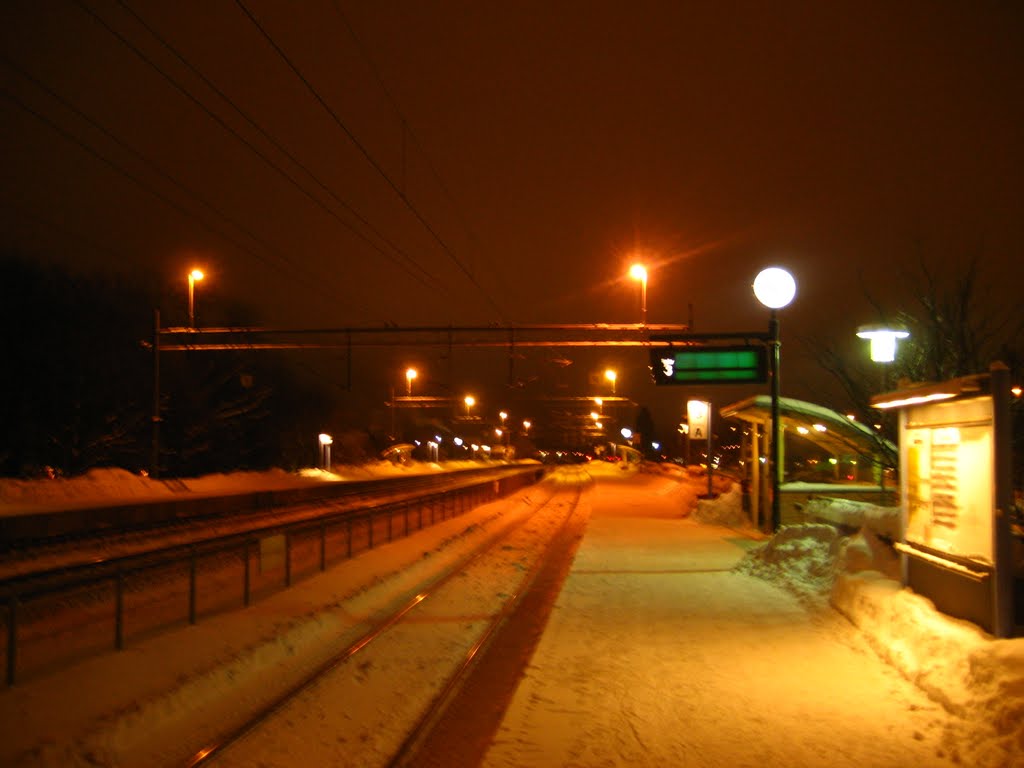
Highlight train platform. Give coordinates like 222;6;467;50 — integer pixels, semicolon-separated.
1;466;1013;767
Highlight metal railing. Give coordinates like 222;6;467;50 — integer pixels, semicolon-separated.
1;467;543;686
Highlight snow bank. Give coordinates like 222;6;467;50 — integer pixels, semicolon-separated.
0;461;520;514
727;514;1024;768
692;483;748;529
800;495;901;538
734;523;840;604
834;572;1024;767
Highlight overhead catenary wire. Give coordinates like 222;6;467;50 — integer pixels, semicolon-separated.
69;0;444;298
112;0;445;296
234;0;508;322
0;54;363;315
329;0;517;315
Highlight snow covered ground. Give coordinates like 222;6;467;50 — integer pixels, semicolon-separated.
1;462;1022;767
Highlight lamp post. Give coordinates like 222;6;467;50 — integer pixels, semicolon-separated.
464;395;476;418
857;324;909;391
629;263;648;326
405;367;418;396
187;268;204;328
605;369;617;395
753;266;797;532
318;433;333;471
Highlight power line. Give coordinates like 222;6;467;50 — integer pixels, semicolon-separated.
69;0;444;296
329;0;517;317
0;85;369;315
113;0;445;295
0;53;358;313
234;0;507;321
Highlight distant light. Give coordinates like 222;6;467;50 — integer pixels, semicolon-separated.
753;267;796;309
406;368;418;381
620;427;633;439
797;426;809;435
522;420;531;430
1012;386;1022;398
605;369;617;383
454;437;464;446
846;413;857;421
464;395;476;407
595;421;603;429
629;263;647;282
318;433;333;446
189;268;205;282
813;423;827;432
651;441;660;451
434;435;442;442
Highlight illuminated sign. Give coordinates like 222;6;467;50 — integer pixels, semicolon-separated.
904;397;994;564
650;346;767;385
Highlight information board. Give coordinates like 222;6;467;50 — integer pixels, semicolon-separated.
903;397;994;564
650;345;767;385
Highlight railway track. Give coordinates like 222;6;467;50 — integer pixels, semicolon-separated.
1;466;544;687
182;469;591;768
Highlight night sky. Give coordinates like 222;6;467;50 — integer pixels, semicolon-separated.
2;1;1022;434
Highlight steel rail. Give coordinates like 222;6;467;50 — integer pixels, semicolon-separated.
387;475;587;767
183;477;583;767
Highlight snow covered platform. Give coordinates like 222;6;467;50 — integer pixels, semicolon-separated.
1;465;1021;767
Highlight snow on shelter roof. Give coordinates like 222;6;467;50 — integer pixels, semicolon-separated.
719;395;895;460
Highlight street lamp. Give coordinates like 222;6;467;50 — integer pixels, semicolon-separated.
405;367;418;395
629;263;648;326
753;266;797;532
464;395;476;417
318;432;333;471
187;268;204;328
857;324;909;364
605;369;617;394
522;419;531;434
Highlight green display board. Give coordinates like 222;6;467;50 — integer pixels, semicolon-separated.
649;345;767;385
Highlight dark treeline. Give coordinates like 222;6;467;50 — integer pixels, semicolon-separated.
0;254;357;478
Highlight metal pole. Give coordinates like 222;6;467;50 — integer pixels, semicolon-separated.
769;310;782;531
7;595;18;685
151;308;161;479
706;408;714;497
991;362;1014;637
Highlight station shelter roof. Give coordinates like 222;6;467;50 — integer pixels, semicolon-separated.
719;395;895;461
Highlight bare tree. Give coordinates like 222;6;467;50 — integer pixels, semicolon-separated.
805;255;1024;470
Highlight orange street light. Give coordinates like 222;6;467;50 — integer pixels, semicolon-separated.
604;369;617;394
405;367;418;395
629;263;648;326
187;268;204;328
464;395;476;417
